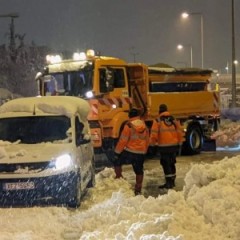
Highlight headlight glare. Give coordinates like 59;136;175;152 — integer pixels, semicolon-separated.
85;91;93;98
55;154;72;170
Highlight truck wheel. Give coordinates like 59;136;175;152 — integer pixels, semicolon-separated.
182;125;203;155
67;177;81;208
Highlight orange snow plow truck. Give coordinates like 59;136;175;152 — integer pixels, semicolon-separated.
35;50;220;167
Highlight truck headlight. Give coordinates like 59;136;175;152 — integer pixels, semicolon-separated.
55;154;72;170
85;91;93;98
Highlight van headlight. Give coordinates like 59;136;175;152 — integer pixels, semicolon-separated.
55;154;72;170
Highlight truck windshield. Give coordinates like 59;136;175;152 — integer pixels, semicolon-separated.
44;69;93;97
0;116;71;144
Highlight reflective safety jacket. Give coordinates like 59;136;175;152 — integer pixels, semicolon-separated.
115;117;149;155
150;112;185;148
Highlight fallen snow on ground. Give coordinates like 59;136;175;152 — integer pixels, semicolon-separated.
1;155;240;240
211;119;240;149
1;109;240;239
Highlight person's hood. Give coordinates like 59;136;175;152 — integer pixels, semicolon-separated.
159;111;171;117
159;112;175;126
129;117;147;133
0;142;74;164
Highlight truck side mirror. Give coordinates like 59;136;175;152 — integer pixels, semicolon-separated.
76;133;91;145
35;72;43;81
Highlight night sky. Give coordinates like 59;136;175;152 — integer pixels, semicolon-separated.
0;0;239;72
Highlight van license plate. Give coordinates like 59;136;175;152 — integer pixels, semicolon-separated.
4;182;35;190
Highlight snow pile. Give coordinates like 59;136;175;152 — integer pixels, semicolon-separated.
1;159;240;239
211;119;240;148
184;155;240;239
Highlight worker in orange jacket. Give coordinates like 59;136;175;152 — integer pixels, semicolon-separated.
113;108;149;195
150;104;185;189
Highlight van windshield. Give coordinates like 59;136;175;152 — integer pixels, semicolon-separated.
0;116;71;144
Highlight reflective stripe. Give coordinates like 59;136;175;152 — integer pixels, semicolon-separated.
98;97;132;106
165;174;176;177
125;148;146;154
129;129;147;140
91;104;98;115
213;92;219;109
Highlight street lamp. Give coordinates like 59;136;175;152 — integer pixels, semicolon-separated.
225;62;229;74
181;12;204;69
177;44;193;67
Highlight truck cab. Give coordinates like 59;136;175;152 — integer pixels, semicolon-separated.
35;50;220;166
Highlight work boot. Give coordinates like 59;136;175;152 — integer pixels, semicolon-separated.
159;177;173;189
114;166;123;178
134;190;142;196
134;174;144;195
158;183;168;189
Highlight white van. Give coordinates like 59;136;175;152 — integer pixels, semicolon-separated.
0;96;95;208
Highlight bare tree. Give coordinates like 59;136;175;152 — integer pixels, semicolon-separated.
0;34;50;96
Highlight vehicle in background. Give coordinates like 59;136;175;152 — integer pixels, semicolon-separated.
35;50;220;167
0;96;95;208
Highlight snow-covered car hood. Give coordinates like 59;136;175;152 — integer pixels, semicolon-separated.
0;143;74;164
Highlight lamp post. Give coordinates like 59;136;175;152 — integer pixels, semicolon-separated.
182;12;204;69
177;44;193;67
231;0;237;107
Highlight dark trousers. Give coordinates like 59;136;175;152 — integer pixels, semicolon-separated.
114;150;145;193
117;151;145;175
160;151;176;177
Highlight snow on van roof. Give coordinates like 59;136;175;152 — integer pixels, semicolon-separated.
0;96;90;119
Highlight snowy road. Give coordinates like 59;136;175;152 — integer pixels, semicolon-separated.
1;149;239;240
121;150;239;198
